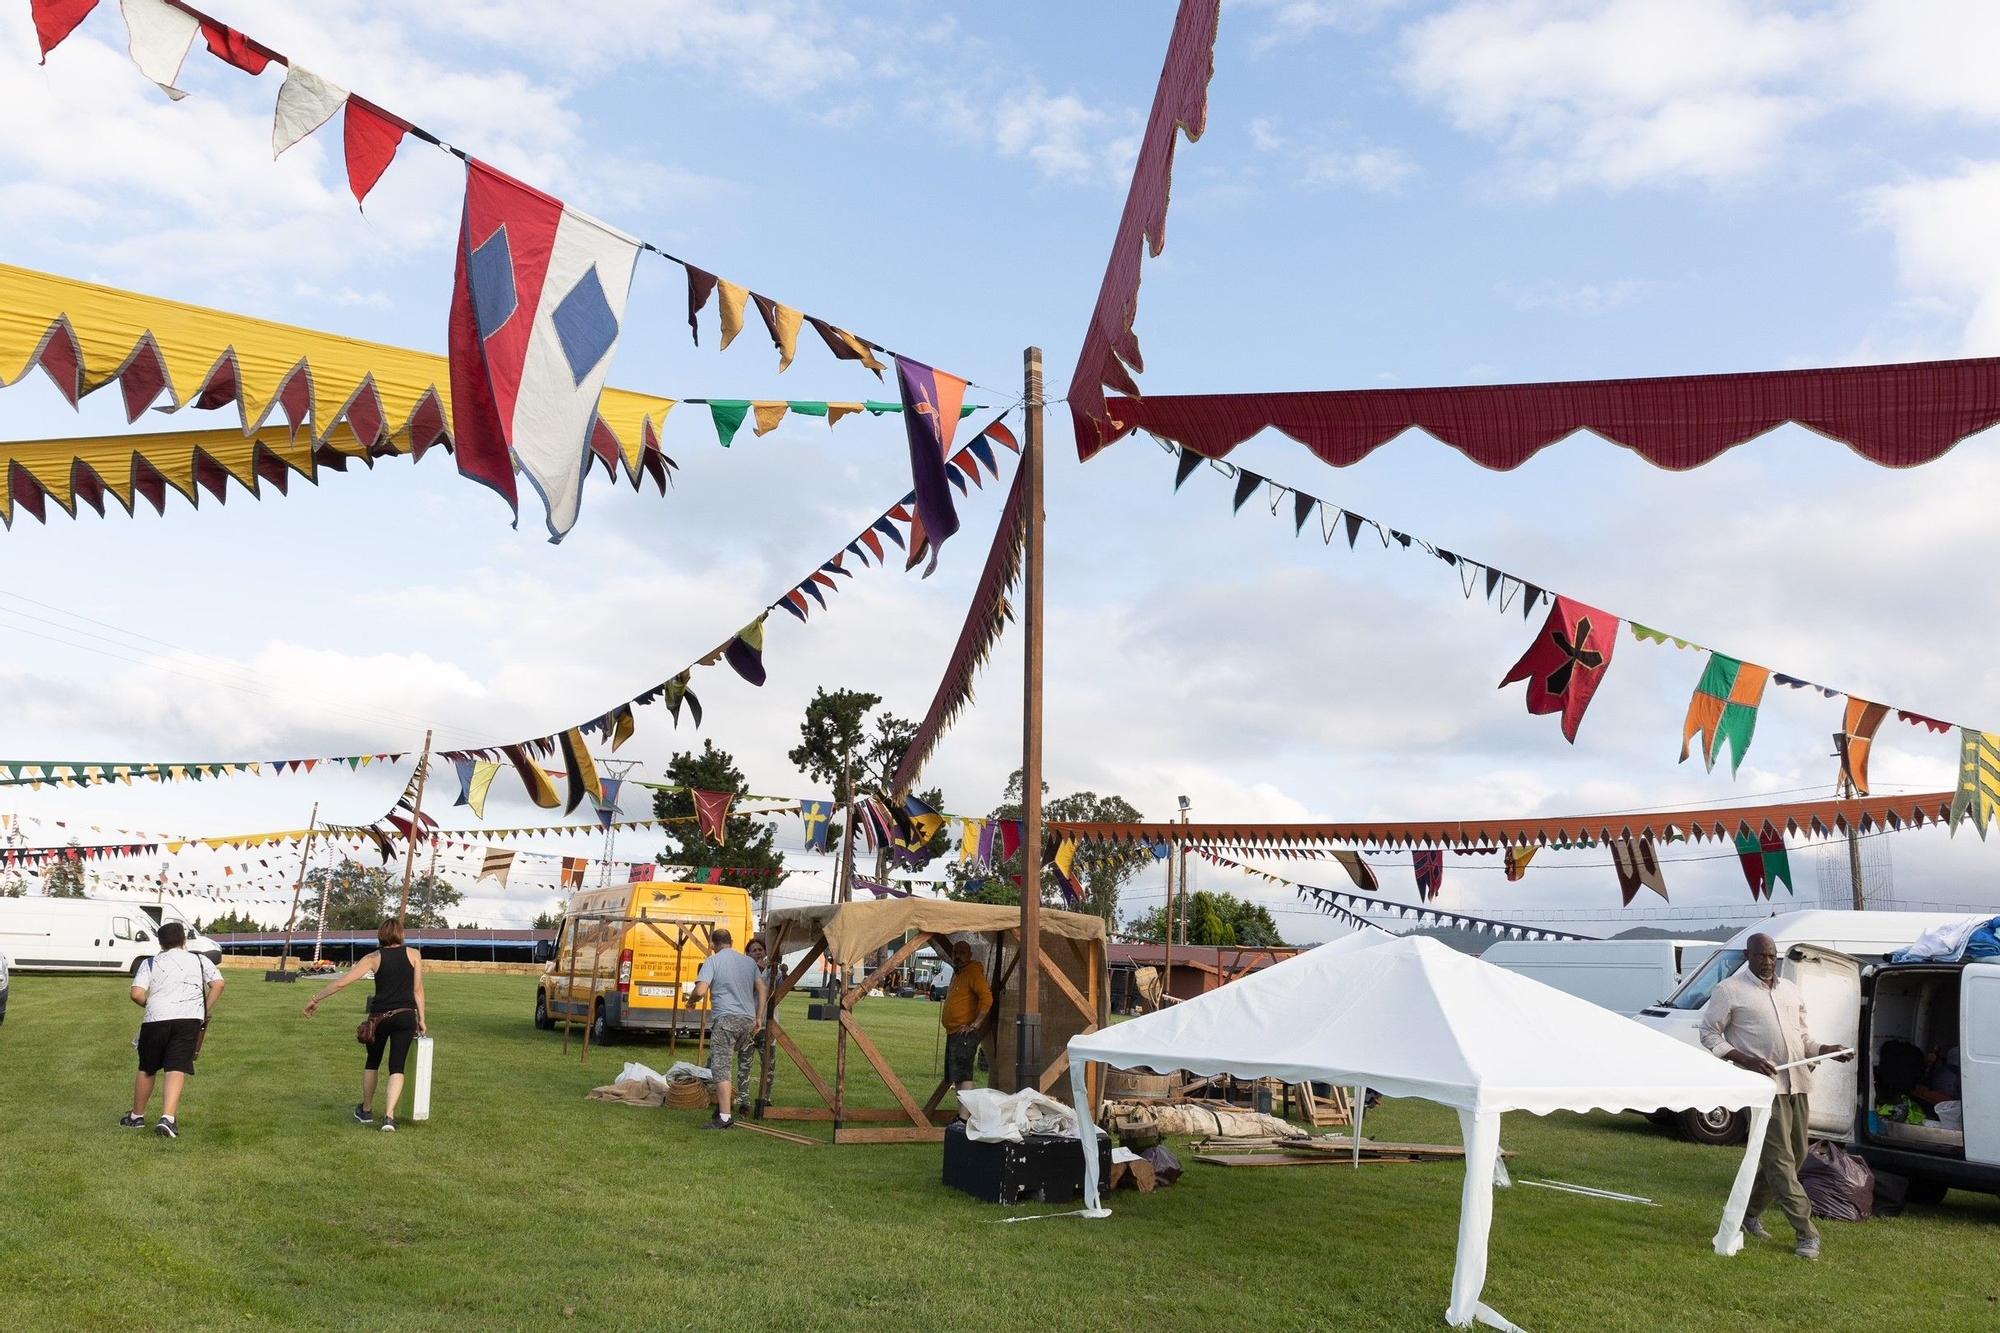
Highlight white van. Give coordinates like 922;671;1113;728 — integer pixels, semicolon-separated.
1480;938;1719;1016
0;896;222;975
1633;910;1974;1145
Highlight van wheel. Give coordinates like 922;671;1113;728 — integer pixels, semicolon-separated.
1677;1107;1747;1146
1906;1178;1949;1206
129;957;147;978
533;991;553;1031
591;1003;615;1046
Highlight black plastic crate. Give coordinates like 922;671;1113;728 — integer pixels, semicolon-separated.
941;1120;1111;1205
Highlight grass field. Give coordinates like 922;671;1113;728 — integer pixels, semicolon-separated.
5;968;1998;1331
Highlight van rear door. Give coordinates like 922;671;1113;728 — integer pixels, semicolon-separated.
1961;962;2000;1167
1785;945;1860;1139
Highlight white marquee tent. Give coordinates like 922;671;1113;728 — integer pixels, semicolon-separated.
1065;933;1775;1331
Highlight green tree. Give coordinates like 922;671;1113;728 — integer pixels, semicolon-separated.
944;771;1150;922
41;842;90;897
0;873;25;898
650;739;785;899
787;687;947;878
299;858;462;930
532;903;564;931
201;910;264;935
1125;890;1284;947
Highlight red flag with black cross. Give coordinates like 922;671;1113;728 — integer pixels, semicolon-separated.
1499;596;1620;743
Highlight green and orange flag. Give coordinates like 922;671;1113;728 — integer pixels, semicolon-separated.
1680;653;1771;775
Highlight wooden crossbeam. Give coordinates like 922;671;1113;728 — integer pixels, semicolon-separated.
766;1021;837;1107
837;1010;932;1128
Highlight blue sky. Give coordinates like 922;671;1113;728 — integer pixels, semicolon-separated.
6;0;2000;936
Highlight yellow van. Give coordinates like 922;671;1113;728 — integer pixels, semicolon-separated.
533;880;756;1043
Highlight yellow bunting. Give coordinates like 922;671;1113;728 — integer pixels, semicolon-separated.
716;280;749;350
827;402;865;426
752;402;789;437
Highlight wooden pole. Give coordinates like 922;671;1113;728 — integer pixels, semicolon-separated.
276;803;319;974
396;731;433;927
1836;748;1866;909
1016;345;1046;1092
1160;825;1175;1009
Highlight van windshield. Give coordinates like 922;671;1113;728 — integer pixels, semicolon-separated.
1663;948;1745;1010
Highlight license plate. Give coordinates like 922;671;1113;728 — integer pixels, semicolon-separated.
638;985;675;997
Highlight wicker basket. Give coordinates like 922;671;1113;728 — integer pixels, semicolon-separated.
665;1077;713;1111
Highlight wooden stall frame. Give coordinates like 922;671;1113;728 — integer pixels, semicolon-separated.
555;910;722;1064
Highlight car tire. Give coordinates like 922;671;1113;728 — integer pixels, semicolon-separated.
591;1002;615;1046
534;990;553;1031
1906;1178;1949;1206
1677;1106;1748;1146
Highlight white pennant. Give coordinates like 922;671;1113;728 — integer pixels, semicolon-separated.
272;65;349;157
122;0;199;100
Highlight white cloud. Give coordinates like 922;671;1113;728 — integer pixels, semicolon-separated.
989;85;1144;187
1234;0;1413;51
1400;0;1821;194
1302;143;1419;192
1866;163;2000;355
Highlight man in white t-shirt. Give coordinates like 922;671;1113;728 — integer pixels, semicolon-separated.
0;946;10;1026
123;922;224;1139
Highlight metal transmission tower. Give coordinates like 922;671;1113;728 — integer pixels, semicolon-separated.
597;760;644;884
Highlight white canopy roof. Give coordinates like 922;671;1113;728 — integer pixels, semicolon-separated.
1069;933;1770;1116
1065;933;1776;1331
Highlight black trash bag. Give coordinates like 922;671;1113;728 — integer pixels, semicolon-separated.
1141;1144;1184;1186
1801;1140;1875;1222
1871;1167;1909;1219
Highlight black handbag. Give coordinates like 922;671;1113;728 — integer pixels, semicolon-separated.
357;1007;413;1045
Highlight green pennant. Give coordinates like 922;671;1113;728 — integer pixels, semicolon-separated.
786;400;829;417
864;400;899;415
709;400;750;446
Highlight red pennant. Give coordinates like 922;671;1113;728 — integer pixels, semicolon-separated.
199;18;270;74
692;789;733;845
1499;595;1619;744
31;0;96;62
343;98;407;209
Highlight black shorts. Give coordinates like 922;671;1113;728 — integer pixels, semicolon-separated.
137;1019;203;1075
365;1009;419;1074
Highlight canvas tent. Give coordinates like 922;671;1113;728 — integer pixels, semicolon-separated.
1065;933;1775;1331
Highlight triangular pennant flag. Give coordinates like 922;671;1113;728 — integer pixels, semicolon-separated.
692;789;734;844
684;266;719;345
1610;836;1668;905
502;743;561;809
467;759;501;819
558;728;604;816
752;402;789;437
1342;511;1365;549
1412;850;1443;902
1331;850;1377;892
1761;828;1794;897
723;614;768;687
752;294;804;372
1503;846;1536;882
1949;729;2000;838
198;16;266;73
1292;490;1315;534
709;400;751;446
1173;448;1203;491
122;0;200;99
1837;697;1890;796
1500;596;1619;744
272;65;348;157
342;97;406;208
1231;468;1261;513
798;799;832;852
806;316;886;376
1733;829;1768;901
716;280;749;349
1679;654;1771;775
894;356;966;559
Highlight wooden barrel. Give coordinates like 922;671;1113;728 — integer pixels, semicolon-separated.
1103;1069;1176;1100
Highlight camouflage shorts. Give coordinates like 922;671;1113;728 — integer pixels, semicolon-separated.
708;1015;756;1088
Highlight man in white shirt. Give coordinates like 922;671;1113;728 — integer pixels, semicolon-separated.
1699;932;1851;1260
0;946;10;1026
124;922;224;1139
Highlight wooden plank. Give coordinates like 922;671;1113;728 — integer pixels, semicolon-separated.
732;1119;821;1146
772;941;825;1004
767;1021;837;1107
833;1125;948;1145
1038;945;1094;1024
1191;1153;1432;1168
922;1076;952;1117
1036;1048;1070;1094
758;1106;835;1122
837;1010;931;1128
763;1105;916;1123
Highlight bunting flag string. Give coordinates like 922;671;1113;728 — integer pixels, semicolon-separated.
438;415;1019;815
1195;848;1595;941
0;841;157;866
0;750;406;790
1164;441;1994;809
30;0;992;539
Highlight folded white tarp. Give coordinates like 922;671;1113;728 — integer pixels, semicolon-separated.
1066;932;1774;1331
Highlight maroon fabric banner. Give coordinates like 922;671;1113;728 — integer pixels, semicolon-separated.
1068;0;1222;460
1094;358;2000;471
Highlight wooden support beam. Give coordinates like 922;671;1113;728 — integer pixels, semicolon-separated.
763;1106;918;1123
837;1010;932;1128
766;1021;837;1108
844;932;938;1009
1038;945;1094;1024
834;1126;947;1145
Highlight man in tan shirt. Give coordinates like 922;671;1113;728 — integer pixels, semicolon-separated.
1699;933;1852;1259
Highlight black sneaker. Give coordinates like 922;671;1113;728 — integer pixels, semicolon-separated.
120;1113;145;1129
380;1118;397;1133
353;1104;374;1125
154;1117;178;1140
701;1116;735;1131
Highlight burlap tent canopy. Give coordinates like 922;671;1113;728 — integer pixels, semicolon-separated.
757;900;1108;1143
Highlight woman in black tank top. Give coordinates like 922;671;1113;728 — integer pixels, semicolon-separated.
302;917;429;1131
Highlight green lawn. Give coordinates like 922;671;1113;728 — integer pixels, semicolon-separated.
5;970;1998;1331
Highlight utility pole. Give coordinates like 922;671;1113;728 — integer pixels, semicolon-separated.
1016;345;1046;1092
396;733;433;927
272;802;318;979
1834;732;1866;910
